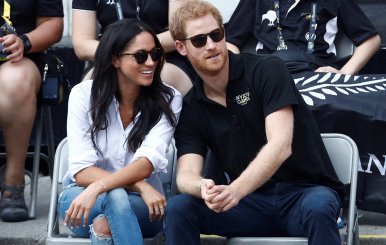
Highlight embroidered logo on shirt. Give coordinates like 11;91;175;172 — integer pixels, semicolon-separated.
236;92;251;105
106;0;115;5
262;10;277;26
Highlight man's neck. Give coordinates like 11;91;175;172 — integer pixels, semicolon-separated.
200;61;229;107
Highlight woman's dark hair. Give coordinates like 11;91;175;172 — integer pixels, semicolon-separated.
90;19;177;153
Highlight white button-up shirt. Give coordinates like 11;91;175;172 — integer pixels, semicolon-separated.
62;79;182;194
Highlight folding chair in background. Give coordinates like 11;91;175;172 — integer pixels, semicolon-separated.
226;133;360;245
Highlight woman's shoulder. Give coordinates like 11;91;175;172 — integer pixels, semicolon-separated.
70;79;93;98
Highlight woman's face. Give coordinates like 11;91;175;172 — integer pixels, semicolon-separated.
113;31;160;87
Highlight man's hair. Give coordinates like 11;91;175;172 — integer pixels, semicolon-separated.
169;0;223;41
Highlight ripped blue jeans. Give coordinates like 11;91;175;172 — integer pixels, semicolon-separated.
58;184;163;244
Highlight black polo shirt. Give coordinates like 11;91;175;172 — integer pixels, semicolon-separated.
175;52;344;199
72;0;168;34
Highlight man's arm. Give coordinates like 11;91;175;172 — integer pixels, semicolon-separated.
176;153;206;198
208;106;294;212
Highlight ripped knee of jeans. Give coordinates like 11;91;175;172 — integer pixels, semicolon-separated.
90;214;112;240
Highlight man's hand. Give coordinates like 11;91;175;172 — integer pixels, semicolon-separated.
200;179;241;213
0;34;24;63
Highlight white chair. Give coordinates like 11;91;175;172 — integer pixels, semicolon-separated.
46;137;177;245
334;31;355;60
226;133;360;245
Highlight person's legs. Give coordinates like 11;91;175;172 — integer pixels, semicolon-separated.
165;191;282;245
278;183;341;245
0;59;41;222
101;188;143;244
59;185;144;244
58;184;103;237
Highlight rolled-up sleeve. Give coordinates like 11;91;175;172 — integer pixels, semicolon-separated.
66;81;99;181
131;88;182;172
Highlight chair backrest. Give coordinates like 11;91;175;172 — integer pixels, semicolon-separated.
160;138;178;199
334;30;355;59
321;133;359;245
56;138;177;189
47;137;178;242
226;133;359;245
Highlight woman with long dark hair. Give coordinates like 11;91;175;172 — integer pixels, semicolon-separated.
58;19;181;244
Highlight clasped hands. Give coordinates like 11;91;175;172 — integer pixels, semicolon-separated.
200;179;241;213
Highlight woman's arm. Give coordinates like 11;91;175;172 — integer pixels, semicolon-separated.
339;34;381;74
157;0;190;53
72;9;99;61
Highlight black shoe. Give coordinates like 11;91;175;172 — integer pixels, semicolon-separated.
0;184;28;222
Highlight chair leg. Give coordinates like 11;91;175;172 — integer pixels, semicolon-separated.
43;106;55;179
29;107;43;219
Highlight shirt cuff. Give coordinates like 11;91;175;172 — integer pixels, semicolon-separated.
132;146;168;173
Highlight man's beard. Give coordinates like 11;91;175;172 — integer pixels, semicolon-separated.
188;48;227;76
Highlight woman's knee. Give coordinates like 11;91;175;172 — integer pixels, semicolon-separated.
92;215;112;237
104;188;132;212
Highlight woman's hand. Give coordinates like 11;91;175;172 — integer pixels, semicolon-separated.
64;182;103;229
315;66;340;74
138;183;167;222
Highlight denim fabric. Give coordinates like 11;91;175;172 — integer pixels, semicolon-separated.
90;215;113;245
165;183;341;245
58;184;163;244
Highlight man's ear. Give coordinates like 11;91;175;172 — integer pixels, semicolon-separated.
175;40;188;56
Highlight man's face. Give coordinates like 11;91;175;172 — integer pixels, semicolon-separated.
182;14;228;76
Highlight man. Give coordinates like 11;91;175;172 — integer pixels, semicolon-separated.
0;0;63;222
165;1;344;245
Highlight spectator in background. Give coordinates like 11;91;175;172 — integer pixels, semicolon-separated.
71;0;240;96
58;19;182;244
165;1;344;244
72;0;195;95
0;0;63;222
226;0;380;75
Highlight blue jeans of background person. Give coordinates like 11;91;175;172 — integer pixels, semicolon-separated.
58;184;162;244
165;182;341;245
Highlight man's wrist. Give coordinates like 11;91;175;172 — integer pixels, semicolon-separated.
199;178;207;191
19;34;31;53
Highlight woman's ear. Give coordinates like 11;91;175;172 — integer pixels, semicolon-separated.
112;57;120;68
175;40;188;56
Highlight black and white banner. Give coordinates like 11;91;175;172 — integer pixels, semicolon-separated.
295;72;386;214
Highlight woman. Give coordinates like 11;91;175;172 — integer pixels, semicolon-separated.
72;0;194;95
58;19;182;244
